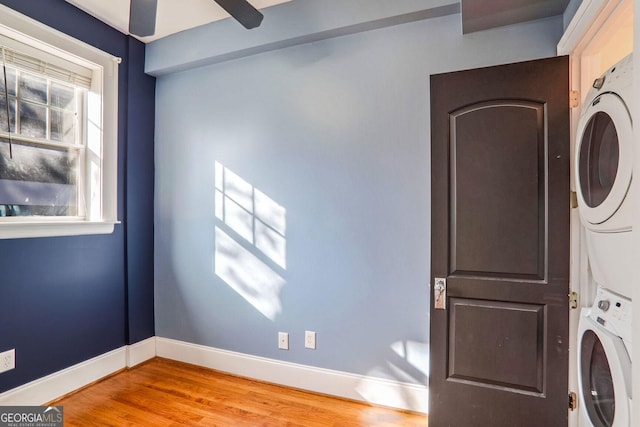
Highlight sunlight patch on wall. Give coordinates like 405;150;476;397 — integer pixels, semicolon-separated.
215;227;285;320
355;340;429;414
215;161;286;268
356;364;429;414
390;340;429;377
214;161;287;320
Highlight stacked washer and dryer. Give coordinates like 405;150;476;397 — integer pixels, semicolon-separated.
575;54;633;427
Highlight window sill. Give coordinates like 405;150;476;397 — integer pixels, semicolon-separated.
0;220;119;239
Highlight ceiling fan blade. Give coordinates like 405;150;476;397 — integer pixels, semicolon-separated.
129;0;158;37
213;0;264;29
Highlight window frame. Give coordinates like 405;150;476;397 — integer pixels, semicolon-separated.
0;4;120;239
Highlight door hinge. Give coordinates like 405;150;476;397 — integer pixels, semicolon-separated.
569;292;578;310
570;91;579;108
570;191;578;209
568;391;577;411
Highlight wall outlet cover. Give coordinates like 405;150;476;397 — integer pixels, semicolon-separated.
278;332;289;350
305;331;316;349
0;349;16;374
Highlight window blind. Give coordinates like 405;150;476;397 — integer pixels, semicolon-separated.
0;35;93;89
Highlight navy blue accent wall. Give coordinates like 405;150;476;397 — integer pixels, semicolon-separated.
0;0;155;392
126;37;156;344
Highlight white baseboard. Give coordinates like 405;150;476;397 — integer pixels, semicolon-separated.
0;338;157;406
126;337;157;367
0;337;428;413
156;337;428;413
0;347;126;406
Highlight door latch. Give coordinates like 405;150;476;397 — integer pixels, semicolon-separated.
434;278;446;310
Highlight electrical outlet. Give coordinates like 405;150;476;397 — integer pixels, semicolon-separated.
0;349;15;374
278;332;289;350
305;331;316;349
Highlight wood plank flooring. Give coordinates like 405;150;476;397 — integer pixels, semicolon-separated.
51;358;428;426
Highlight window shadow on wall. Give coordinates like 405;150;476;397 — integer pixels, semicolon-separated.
214;161;286;321
357;339;429;414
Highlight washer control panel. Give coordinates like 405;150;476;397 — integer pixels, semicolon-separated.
589;53;632;95
589;287;632;344
597;299;611;311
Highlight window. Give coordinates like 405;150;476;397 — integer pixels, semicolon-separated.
0;5;119;239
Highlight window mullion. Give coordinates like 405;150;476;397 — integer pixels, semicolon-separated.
45;78;51;140
77;88;86;219
14;69;20;135
0;131;81;150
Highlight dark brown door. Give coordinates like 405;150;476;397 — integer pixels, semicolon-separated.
429;56;570;427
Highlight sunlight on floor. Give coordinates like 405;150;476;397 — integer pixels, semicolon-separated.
361;406;427;426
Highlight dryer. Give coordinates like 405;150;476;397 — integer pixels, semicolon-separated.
575;53;633;298
578;287;632;427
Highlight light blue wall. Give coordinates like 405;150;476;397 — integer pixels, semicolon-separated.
146;0;459;76
154;11;563;383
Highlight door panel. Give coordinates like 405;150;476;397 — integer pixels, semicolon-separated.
430;56;570;427
448;298;545;394
450;100;546;279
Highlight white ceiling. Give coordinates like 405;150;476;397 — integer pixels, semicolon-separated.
65;0;291;42
66;0;571;43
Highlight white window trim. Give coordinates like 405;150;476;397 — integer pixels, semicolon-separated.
0;4;120;239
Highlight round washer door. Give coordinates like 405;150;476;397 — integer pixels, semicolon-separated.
578;314;631;427
575;93;632;225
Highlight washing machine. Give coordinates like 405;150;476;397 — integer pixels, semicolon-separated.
575;53;633;298
578;287;632;427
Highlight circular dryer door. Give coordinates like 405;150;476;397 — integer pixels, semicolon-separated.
578;317;631;427
576;93;632;225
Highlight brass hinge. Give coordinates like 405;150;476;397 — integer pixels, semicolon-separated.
569;292;578;310
570;91;579;108
571;191;578;209
568;391;577;411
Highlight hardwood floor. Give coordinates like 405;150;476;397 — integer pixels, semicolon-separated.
51;358;428;426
